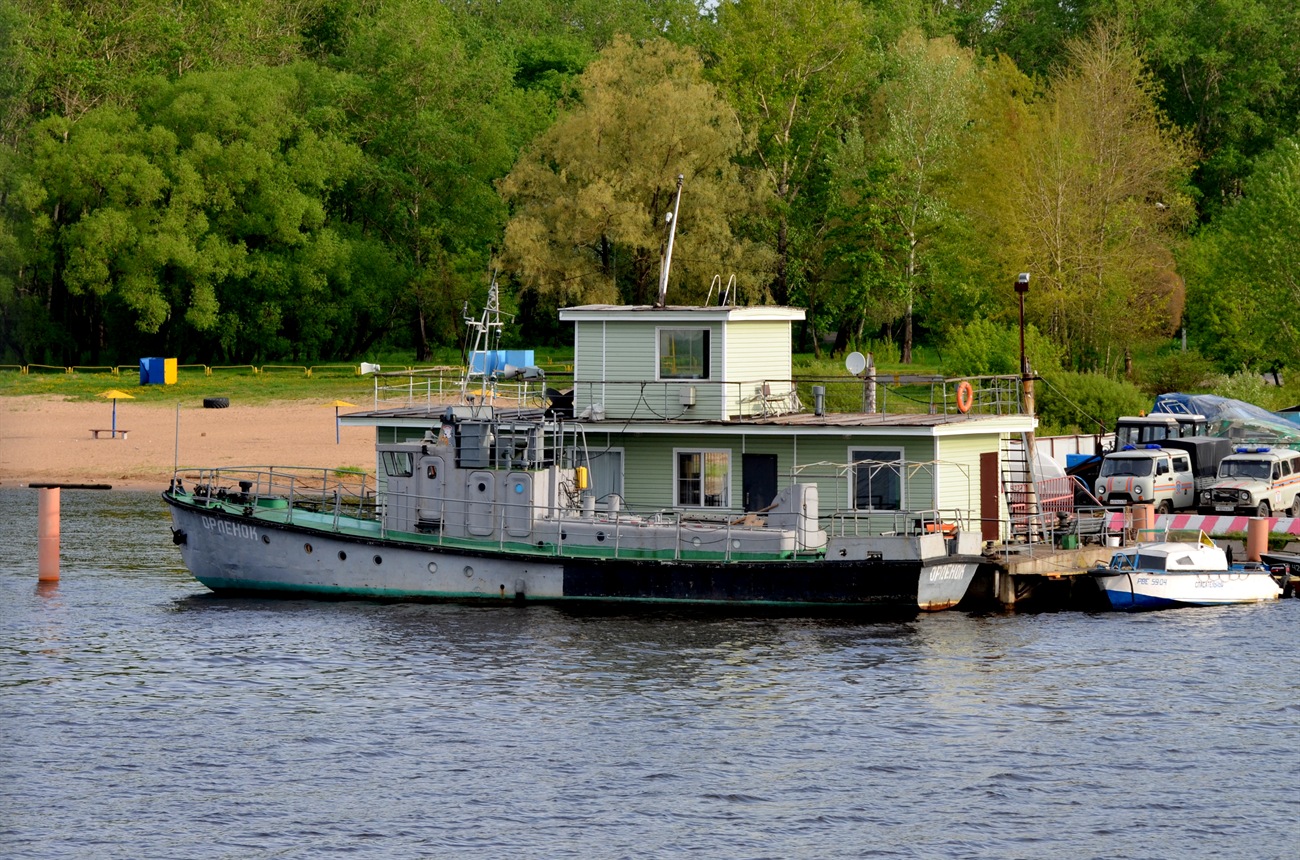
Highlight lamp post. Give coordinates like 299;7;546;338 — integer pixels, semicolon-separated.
1015;273;1032;418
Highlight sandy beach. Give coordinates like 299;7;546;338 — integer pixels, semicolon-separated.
0;395;377;491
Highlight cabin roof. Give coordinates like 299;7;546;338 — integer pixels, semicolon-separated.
559;304;806;322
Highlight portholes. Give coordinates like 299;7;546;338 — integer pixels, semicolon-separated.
732;539;741;550
428;561;438;574
373;555;383;565
560;531;567;541
261;534;270;545
596;531;606;542
477;481;487;492
691;537;702;548
463;565;474;578
338;550;347;561
304;543;313;554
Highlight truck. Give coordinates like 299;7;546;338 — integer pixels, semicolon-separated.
1094;437;1232;513
1198;445;1300;517
1113;413;1208;448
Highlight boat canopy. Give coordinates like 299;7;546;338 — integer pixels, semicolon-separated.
1108;542;1228;572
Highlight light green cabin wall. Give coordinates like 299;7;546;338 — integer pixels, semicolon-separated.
615;431;941;513
573;320;725;419
723;321;793;416
934;434;998;517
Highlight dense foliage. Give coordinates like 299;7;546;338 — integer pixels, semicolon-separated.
1;0;1297;376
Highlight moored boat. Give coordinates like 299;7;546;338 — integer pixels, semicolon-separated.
1089;536;1282;610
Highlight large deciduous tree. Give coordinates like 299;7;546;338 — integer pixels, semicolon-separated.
1181;137;1300;371
1;64;363;364
708;0;873;307
998;25;1193;372
500;36;771;307
874;31;979;363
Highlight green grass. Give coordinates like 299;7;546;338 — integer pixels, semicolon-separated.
0;366;377;405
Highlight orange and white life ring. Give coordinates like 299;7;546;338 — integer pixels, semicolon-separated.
956;380;974;414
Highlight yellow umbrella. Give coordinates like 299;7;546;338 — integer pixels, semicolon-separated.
98;389;135;438
324;400;356;444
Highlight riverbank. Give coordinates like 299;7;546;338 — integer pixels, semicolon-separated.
0;395;376;491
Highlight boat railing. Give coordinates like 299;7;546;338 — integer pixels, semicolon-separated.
172;466;378;523
363;369;1030;419
822;507;975;538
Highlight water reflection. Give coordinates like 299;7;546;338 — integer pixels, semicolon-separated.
2;488;1298;859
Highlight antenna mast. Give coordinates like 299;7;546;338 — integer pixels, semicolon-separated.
461;271;503;405
655;174;684;308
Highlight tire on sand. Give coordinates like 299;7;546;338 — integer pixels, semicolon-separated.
203;397;230;409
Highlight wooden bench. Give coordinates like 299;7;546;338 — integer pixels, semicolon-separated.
89;428;129;440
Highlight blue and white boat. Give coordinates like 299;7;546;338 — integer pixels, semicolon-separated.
1090;537;1282;610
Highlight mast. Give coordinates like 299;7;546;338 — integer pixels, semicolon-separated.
461;272;504;405
655;174;684;308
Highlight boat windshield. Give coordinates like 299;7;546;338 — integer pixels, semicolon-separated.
1099;458;1152;478
1110;552;1167;571
1218;459;1271;480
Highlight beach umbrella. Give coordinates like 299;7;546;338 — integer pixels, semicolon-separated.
324;400;356;444
98;389;134;438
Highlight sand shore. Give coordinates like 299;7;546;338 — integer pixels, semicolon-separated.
0;395;377;491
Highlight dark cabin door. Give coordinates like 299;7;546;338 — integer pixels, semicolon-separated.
742;453;778;512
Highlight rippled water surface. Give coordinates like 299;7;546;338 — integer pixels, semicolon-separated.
2;488;1297;859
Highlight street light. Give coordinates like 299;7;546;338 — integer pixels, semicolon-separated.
1015;272;1030;376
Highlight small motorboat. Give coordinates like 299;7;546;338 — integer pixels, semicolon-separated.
1090;535;1282;611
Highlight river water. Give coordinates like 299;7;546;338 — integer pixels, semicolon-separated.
2;488;1296;859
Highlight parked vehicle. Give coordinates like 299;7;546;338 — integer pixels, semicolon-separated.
1094;438;1230;513
1198;446;1300;517
1113;413;1207;448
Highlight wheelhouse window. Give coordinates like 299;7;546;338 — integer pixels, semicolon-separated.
659;329;710;380
851;448;903;510
676;450;730;508
381;451;414;478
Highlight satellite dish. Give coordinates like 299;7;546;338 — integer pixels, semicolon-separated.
845;351;867;376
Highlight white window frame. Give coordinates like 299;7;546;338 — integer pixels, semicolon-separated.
656;327;711;381
849;446;905;511
673;447;731;509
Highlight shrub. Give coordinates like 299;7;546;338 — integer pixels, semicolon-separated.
1139;349;1215;395
940;318;1061;377
1035;371;1150;435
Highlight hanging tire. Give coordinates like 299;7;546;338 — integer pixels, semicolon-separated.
203;397;230;409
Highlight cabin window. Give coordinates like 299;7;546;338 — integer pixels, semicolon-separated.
851;448;903;510
675;449;730;508
1173;456;1190;472
658;329;710;380
381;451;413;478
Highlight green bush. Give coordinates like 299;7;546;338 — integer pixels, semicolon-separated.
1139;349;1215;394
940;318;1062;377
1035;371;1150;435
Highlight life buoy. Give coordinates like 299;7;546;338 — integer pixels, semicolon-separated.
956;380;974;413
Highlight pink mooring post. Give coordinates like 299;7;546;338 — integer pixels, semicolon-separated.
38;487;60;582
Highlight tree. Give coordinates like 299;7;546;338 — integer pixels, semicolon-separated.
500;36;771;307
0;65;364;364
994;25;1193;372
874;31;979;363
708;0;874;306
1181;137;1300;371
338;0;545;359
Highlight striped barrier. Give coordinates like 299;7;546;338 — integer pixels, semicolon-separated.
1107;511;1300;536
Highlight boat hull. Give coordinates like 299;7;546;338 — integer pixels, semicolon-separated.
166;496;980;611
1093;570;1281;611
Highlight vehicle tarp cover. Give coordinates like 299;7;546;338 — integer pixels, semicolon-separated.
1154;393;1300;444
